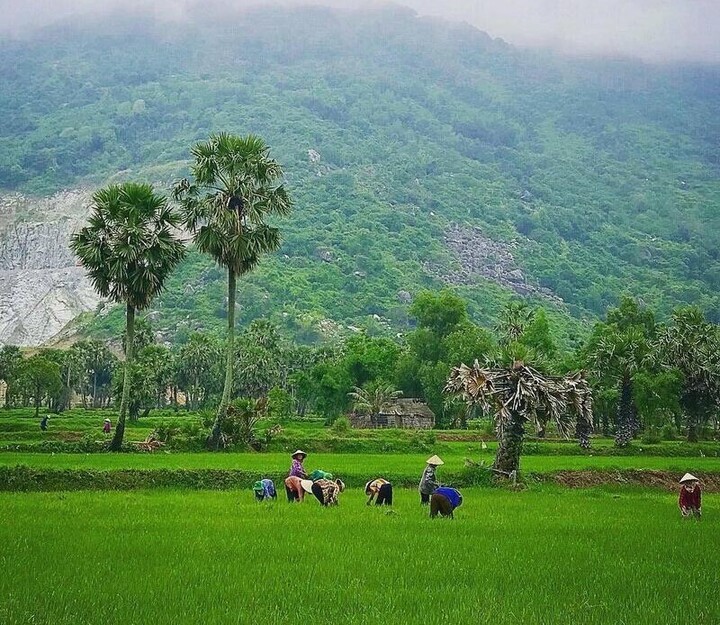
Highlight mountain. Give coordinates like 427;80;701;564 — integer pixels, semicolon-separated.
1;4;719;347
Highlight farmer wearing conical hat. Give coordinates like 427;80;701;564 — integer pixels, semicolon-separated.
419;455;444;505
679;473;702;519
288;449;308;479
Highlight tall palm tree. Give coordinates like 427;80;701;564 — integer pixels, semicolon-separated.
71;183;185;450
348;384;403;427
445;360;592;474
173;133;292;449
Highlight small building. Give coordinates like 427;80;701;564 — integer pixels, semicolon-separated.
349;398;435;429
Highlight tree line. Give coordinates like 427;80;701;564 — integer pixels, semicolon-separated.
1;131;718;454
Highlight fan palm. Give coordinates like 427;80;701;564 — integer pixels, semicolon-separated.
348;384;403;427
71;183;185;450
173;133;291;449
445;360;592;474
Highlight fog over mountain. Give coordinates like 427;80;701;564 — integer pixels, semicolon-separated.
1;0;719;64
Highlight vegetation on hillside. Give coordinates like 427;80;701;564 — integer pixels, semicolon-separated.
1;6;719;343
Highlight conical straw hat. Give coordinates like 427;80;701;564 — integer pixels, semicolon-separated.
679;473;699;483
426;455;444;466
300;479;314;494
292;449;307;459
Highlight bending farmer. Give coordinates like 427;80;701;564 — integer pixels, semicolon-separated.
365;478;393;506
430;486;463;519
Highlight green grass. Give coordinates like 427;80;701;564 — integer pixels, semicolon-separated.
1;452;719;475
0;488;717;624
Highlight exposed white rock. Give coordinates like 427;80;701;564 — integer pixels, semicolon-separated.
0;189;101;346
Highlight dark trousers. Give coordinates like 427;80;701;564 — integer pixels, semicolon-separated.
430;493;454;518
311;482;326;506
420;492;430;505
286;486;299;502
376;483;393;506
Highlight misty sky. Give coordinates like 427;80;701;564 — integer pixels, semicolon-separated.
0;0;719;64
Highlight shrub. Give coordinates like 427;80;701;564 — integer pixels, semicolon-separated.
641;428;662;445
331;416;351;434
661;424;678;441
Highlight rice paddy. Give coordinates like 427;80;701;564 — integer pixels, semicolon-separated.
1;487;717;625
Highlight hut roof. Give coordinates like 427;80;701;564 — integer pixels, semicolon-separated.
379;398;435;419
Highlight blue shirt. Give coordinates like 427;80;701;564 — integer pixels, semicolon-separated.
435;487;462;509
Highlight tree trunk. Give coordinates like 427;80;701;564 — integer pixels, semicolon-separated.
34;383;40;418
493;411;525;475
615;373;633;447
110;303;135;451
208;268;236;450
92;373;98;409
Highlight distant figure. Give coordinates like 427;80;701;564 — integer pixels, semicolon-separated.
253;478;277;502
365;478;393;506
430;486;463;519
307;478;345;507
288;450;308;478
103;419;112;436
419;455;443;505
679;473;702;519
284;475;306;502
40;415;49;431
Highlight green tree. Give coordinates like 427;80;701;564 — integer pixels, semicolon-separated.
584;297;656;446
0;345;22;408
175;333;221;411
173;133;291;449
18;355;63;418
71;183;185;450
654;307;720;441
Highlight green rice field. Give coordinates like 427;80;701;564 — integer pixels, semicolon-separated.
1;451;719;474
1;487;717;625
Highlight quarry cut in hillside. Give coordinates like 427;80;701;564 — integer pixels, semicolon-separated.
0;190;99;347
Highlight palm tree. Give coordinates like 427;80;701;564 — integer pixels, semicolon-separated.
445;360;592;475
348;384;403;427
173;133;292;449
71;183;185;450
654;307;720;441
495;301;535;345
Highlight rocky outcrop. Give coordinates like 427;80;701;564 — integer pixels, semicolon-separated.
430;224;562;303
0;190;100;347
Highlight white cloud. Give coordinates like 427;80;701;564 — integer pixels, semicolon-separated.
0;0;718;63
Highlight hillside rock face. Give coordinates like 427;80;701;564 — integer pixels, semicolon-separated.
0;191;99;346
434;224;563;303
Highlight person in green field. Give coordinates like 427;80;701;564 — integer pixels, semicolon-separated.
419;455;443;505
252;479;277;502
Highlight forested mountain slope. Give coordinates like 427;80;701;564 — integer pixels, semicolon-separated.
1;5;719;345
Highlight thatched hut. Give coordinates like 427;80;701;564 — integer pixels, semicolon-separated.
349;398;435;429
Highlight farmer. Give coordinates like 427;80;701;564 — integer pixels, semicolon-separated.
309;469;334;481
679;473;702;518
306;478;345;507
253;478;277;502
103;418;112;436
288;450;308;478
40;415;49;431
365;478;393;506
419;455;443;505
430;486;463;519
284;475;306;502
